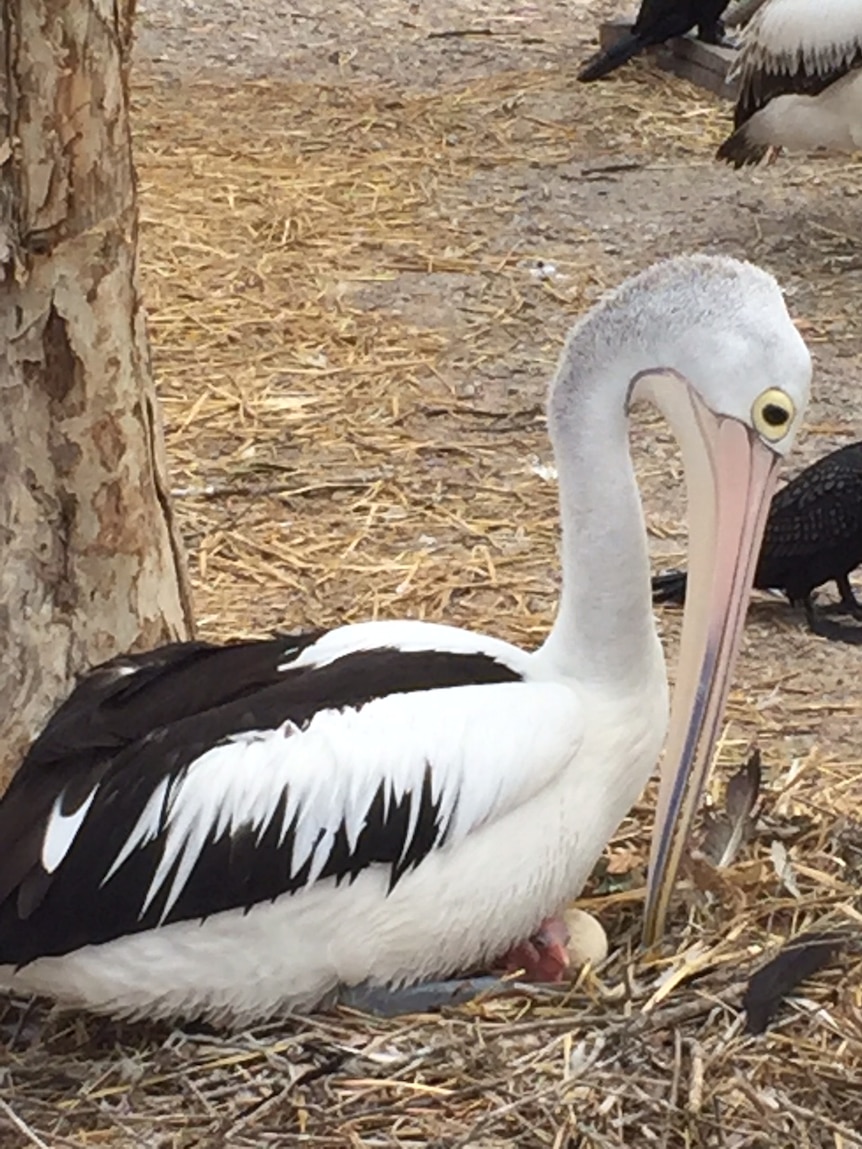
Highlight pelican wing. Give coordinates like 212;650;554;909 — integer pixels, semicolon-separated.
730;0;862;126
0;623;582;966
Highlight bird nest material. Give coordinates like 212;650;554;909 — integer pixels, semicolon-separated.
2;66;862;1147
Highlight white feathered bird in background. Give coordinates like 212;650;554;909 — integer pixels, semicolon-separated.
718;0;862;166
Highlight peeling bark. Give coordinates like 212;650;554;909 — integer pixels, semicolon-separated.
0;0;194;784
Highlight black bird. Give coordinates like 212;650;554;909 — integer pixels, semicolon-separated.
578;0;732;83
652;440;862;641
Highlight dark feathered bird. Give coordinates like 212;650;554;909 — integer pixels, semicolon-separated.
578;0;732;83
653;440;862;641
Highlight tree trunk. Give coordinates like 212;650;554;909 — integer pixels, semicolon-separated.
0;0;194;785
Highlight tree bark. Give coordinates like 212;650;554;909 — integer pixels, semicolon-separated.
0;0;194;785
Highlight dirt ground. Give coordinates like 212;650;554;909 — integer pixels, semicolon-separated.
2;1;862;1146
134;0;862;778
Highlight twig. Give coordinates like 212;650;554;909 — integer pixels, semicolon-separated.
170;478;378;500
0;1099;52;1149
427;27;494;39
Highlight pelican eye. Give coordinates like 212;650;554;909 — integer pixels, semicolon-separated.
752;389;795;442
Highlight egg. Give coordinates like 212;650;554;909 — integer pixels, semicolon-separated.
563;908;609;968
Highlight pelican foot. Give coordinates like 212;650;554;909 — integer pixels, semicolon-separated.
334;977;518;1017
499;914;571;982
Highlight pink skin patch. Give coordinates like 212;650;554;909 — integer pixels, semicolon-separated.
497;915;571;983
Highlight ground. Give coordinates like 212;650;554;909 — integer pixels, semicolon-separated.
2;1;862;1146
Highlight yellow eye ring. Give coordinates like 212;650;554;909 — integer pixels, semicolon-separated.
752;388;795;442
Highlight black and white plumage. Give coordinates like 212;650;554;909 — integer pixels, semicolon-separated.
0;255;813;1022
0;633;530;960
1;624;593;1018
0;623;628;1019
578;0;732;83
717;0;862;166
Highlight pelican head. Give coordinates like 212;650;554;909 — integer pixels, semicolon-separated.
574;255;813;946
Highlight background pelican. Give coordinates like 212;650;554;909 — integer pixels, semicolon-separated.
0;255;811;1023
717;0;862;166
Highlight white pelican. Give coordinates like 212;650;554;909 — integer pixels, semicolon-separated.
0;255;811;1024
717;0;862;166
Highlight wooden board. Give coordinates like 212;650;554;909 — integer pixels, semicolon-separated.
598;21;739;100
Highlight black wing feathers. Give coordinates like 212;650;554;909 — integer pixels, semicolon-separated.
735;48;862;131
743;932;844;1034
578;0;730;82
632;0;728;40
0;635;520;965
0;636;323;918
22;635;324;772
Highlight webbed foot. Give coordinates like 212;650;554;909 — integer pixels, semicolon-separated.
333;977;514;1016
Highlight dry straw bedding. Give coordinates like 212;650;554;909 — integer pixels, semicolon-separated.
2;65;862;1148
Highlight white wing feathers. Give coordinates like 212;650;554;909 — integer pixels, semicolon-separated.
101;676;583;923
731;0;862;81
286;619;535;672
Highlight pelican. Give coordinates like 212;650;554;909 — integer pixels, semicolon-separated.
717;0;862;167
0;255;811;1024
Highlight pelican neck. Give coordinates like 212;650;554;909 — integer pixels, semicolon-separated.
538;371;662;691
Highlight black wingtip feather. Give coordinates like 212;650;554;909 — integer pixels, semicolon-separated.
577;32;642;82
0;642;519;965
742;931;846;1034
716;126;769;168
